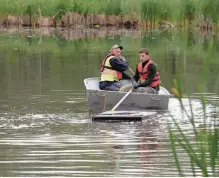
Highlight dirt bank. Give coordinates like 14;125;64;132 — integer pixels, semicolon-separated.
0;12;139;29
0;12;214;31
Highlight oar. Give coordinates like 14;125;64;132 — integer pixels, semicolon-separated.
110;88;133;112
109;67;135;112
129;67;135;75
92;68;135;121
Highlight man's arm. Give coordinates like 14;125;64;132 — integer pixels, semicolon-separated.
109;58;129;72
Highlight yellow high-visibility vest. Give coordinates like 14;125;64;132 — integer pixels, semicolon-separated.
100;56;122;82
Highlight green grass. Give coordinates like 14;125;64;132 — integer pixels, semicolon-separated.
0;0;124;17
169;82;219;176
169;36;219;176
1;0;219;26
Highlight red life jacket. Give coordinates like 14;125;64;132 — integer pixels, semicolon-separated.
137;59;161;87
100;53;122;81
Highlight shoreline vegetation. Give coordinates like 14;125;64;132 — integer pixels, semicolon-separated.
0;0;219;30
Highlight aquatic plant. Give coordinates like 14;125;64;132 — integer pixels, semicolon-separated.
169;37;219;176
1;0;219;28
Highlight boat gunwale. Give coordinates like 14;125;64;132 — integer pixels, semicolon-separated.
84;77;171;97
86;88;172;98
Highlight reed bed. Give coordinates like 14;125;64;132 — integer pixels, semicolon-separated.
0;0;219;29
169;37;219;176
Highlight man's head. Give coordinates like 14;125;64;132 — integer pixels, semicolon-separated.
110;44;123;57
138;48;150;63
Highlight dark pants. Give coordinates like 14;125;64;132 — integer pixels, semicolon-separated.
136;87;159;94
120;85;159;94
99;81;124;91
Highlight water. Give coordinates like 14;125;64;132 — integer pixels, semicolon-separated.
0;27;218;177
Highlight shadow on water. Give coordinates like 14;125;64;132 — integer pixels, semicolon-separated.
0;27;218;176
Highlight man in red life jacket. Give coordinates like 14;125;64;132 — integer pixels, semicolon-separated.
132;48;161;94
99;45;131;91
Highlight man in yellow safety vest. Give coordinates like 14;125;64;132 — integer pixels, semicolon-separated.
99;45;131;91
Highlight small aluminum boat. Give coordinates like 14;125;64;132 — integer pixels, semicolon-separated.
84;77;171;113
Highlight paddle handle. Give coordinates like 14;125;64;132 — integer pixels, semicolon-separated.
110;89;132;112
129;67;135;75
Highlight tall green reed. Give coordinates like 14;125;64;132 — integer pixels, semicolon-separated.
169;35;218;176
200;0;219;24
1;0;219;25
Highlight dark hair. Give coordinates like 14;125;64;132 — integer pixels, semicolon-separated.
138;48;149;55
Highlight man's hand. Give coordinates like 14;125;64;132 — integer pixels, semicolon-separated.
133;83;141;89
131;76;137;85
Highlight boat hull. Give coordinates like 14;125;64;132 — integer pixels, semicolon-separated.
86;89;170;112
84;78;170;113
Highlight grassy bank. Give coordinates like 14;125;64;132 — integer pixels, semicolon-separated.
0;0;219;29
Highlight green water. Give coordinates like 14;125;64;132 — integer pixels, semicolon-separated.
0;27;218;176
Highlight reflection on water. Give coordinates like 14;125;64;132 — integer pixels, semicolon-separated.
0;27;218;176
